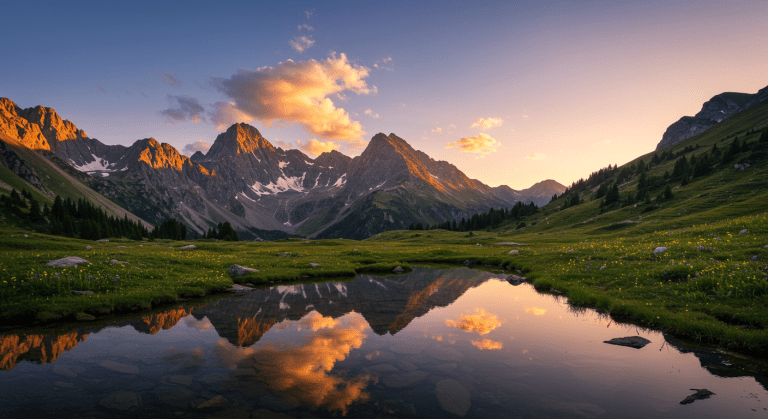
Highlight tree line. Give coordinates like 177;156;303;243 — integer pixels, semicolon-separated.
408;201;539;232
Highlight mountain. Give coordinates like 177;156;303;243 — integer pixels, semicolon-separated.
0;98;561;239
656;84;768;151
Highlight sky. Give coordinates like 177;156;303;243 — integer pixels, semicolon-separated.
2;0;767;189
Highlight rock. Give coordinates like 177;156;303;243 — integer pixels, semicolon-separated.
309;263;321;268
276;252;290;257
110;259;128;265
734;163;750;170
653;247;667;254
508;249;519;254
739;229;748;235
229;284;253;293
426;346;464;362
506;274;526;285
155;387;193;408
70;290;94;295
96;239;109;242
680;388;715;405
53;365;78;378
178;244;196;249
99;392;143;411
229;264;258;276
752;255;758;262
392;266;405;274
599;265;606;270
85;245;92;250
382;370;428;388
604;336;651;349
435;378;471;417
100;360;139;374
475;243;482;246
46;257;90;267
463;260;475;266
197;395;227;410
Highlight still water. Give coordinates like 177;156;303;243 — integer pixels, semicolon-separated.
1;267;766;418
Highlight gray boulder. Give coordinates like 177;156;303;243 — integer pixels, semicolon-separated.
653;247;667;254
229;264;258;276
178;244;196;249
46;257;90;267
309;263;321;268
604;336;651;349
392;266;405;274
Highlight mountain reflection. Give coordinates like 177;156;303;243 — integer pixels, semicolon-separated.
0;332;89;371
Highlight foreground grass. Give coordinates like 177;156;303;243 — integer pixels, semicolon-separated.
2;212;768;353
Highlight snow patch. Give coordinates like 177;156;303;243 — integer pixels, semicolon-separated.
332;174;347;188
305;160;314;166
72;154;113;172
250;173;307;195
279;301;291;310
279;161;289;169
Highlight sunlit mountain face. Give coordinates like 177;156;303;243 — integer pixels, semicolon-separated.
1;268;767;418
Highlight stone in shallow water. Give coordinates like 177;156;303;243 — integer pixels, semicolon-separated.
168;375;193;386
100;360;139;374
53;365;77;378
155;386;194;408
426;346;464;362
383;370;428;388
99;391;143;411
435;378;471;417
680;388;715;404
603;336;651;349
364;363;399;374
396;359;418;372
389;341;425;355
197;395;227;409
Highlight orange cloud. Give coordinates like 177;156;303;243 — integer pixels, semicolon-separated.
212;53;372;140
364;109;379;118
445;308;502;335
471;338;503;350
471;117;503;129
525;153;546;161
209;101;255;130
445;133;500;156
297;138;340;156
239;324;371;414
298;312;339;331
524;307;547;316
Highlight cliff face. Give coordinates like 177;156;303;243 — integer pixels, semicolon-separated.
657;85;768;150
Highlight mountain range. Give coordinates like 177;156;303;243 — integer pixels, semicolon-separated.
0;98;565;239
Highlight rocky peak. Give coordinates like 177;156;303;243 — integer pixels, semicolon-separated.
205;123;275;160
0;97;50;150
315;149;352;168
17;105;87;144
132;138;191;171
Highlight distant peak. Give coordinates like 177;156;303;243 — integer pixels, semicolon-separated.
207;123;274;159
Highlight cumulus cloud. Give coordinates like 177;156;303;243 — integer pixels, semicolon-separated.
289;35;315;52
298;311;339;331
298;23;314;31
525;152;546;161
373;57;393;71
471;117;503;129
209;101;255;130
432;127;442;133
159;95;206;124
212;53;372;140
297;138;340;156
155;71;181;87
364;109;379;118
445;133;501;156
472;338;503;350
445;309;503;335
182;140;211;156
524;307;547;316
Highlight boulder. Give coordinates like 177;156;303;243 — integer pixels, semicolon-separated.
229;264;258;276
85;245;92;250
435;378;471;417
46;257;90;267
276;252;290;257
508;249;519;254
604;336;651;349
178;244;196;249
392;266;405;274
680;389;715;405
96;239;109;242
110;259;128;265
197;395;227;410
739;229;748;235
309;263;321;268
653;247;667;254
463;260;476;266
506;274;526;285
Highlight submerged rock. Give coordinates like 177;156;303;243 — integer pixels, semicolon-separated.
197;395;227;410
229;264;258;276
382;370;428;388
680;388;715;405
99;391;143;411
506;274;527;285
435;378;471;417
46;257;90;267
604;336;651;349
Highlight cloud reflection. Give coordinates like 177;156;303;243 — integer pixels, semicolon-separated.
471;338;503;350
445;308;502;335
524;307;547;316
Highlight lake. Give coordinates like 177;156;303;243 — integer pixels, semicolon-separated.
1;267;766;418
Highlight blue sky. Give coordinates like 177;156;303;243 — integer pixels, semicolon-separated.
2;1;767;188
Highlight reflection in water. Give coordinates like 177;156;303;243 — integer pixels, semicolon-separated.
524;306;547;316
0;267;767;418
0;332;89;371
445;308;503;335
471;338;503;350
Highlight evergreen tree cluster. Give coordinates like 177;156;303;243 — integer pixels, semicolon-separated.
204;221;239;241
48;195;149;240
151;218;187;240
0;188;45;222
408;201;538;232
